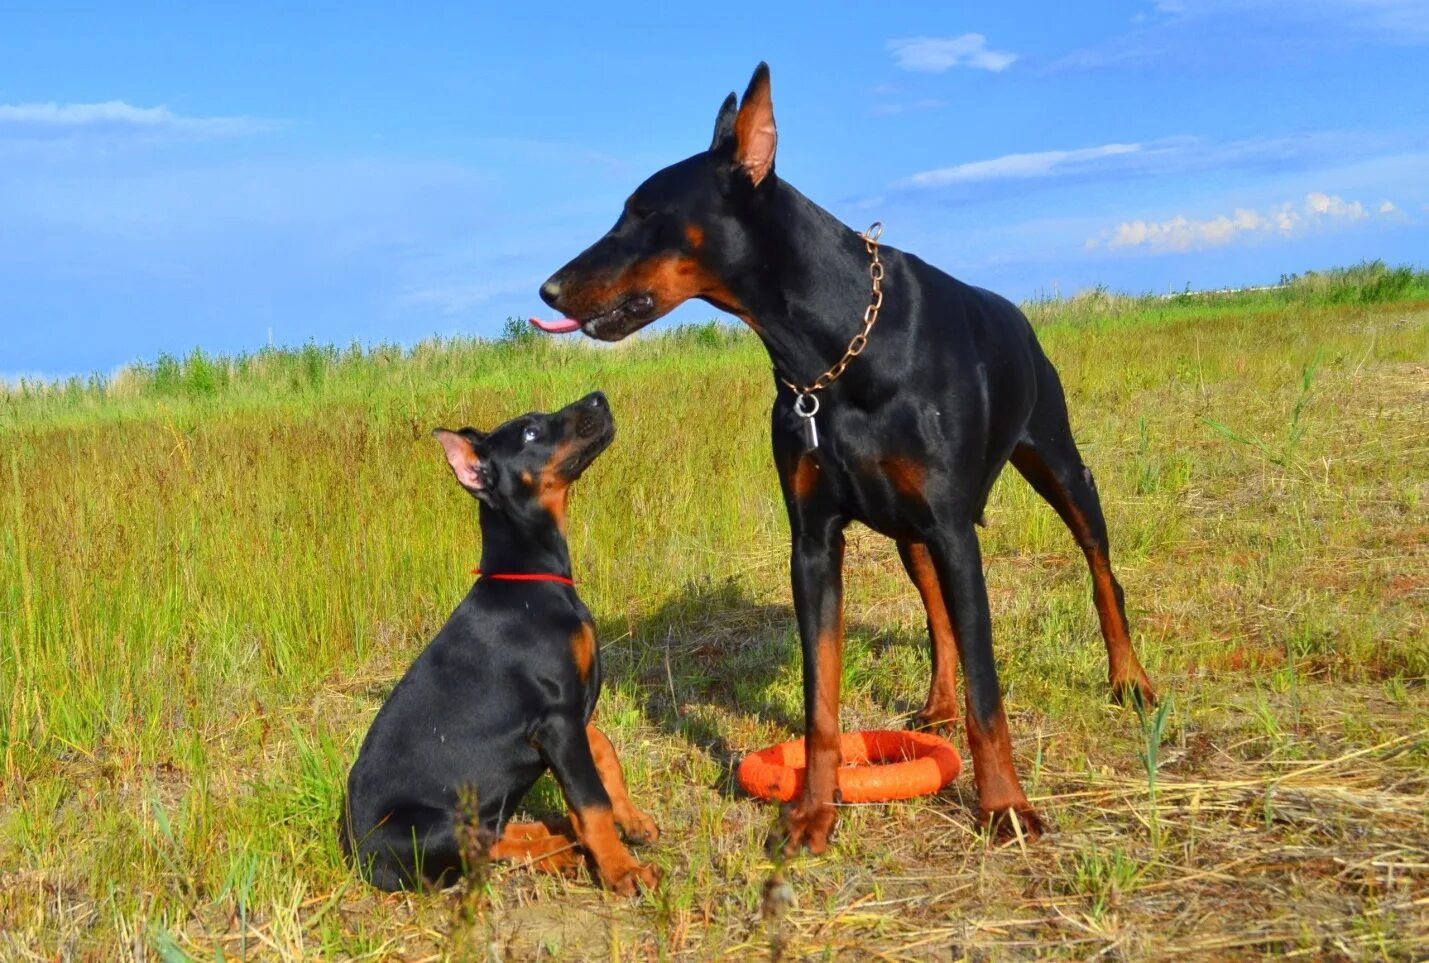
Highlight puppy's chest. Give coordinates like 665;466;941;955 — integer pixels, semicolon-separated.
510;602;600;690
464;590;594;659
567;619;599;687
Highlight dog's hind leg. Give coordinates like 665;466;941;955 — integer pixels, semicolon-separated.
896;541;961;733
488;821;583;876
350;804;462;891
1011;358;1155;706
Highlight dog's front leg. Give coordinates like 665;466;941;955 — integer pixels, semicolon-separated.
532;714;660;894
586;723;659;844
778;515;847;856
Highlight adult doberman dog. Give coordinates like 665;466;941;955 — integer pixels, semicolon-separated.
538;64;1155;854
342;392;659;892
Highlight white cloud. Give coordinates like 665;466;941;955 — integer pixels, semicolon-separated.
871;98;948;117
1378;200;1398;214
0;100;276;138
882;131;1429;203
2;101;173;126
1088;191;1386;252
887;35;1018;73
895;143;1142;188
1304;190;1365;217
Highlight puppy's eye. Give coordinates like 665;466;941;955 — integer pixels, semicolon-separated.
522;426;539;443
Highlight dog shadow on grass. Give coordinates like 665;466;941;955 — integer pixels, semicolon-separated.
597;576;927;799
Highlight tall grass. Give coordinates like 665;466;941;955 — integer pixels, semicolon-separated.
0;322;757;430
2;276;1427;959
6;260;1425;424
1022;259;1429;326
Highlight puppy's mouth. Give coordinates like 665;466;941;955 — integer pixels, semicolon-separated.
560;415;616;480
578;293;659;342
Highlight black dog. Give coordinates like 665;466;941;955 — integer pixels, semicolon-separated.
342;392;659;892
539;65;1155;853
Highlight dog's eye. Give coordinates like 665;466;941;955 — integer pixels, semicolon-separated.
522;426;539;443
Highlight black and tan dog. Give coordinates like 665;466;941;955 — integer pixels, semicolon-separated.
539;65;1155;853
342;392;659;892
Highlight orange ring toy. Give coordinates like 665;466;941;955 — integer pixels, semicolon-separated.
738;730;962;803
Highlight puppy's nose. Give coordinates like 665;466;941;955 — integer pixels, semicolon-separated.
587;391;606;408
540;278;563;308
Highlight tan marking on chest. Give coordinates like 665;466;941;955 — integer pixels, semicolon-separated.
790;453;820;500
879;456;927;499
571;623;596;683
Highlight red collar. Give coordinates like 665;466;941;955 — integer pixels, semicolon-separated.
471;568;575;586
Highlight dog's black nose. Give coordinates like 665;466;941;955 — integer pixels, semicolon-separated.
540;278;562;308
587;391;606;408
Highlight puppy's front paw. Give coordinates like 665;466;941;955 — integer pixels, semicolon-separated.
616;806;660;845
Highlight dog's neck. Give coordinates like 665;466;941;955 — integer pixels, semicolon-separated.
727;179;882;394
475;503;574;579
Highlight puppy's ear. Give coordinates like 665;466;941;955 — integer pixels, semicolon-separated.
709;92;738;153
432;428;488;494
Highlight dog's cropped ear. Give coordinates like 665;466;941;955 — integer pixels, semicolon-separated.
733;62;776;186
432;428;488;494
710;92;738;153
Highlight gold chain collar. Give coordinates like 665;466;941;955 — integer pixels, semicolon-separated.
779;221;884;401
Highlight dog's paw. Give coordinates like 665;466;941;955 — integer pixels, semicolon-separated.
981;803;1047;844
772;798;837;856
616;806;660;845
599;857;661;896
532;846;584;878
908;703;960;735
1110;671;1157;710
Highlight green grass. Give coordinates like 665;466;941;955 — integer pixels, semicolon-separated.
2;269;1427;959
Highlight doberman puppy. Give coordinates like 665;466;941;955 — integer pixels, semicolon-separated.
342;392;660;892
538;65;1155;854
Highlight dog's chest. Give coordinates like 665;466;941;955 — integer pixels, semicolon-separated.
781;401;944;538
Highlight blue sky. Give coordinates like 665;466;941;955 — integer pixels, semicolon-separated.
3;1;1427;379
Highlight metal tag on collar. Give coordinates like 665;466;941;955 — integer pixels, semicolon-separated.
793;391;820;452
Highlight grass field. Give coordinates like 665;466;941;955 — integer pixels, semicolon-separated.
2;262;1427;960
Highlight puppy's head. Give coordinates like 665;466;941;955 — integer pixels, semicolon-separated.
432;391;614;531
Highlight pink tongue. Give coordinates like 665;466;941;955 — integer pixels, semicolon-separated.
529;316;582;334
